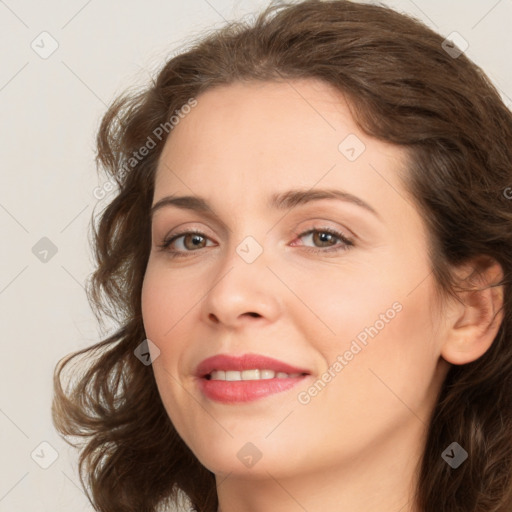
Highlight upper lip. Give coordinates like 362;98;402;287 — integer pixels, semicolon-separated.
196;353;311;378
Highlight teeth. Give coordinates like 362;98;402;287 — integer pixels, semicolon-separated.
242;369;260;380
260;369;275;379
209;369;304;381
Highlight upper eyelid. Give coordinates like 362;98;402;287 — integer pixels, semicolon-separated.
151;202;368;237
156;216;356;237
162;223;349;236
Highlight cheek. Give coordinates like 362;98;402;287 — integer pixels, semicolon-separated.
140;265;196;398
140;265;197;433
325;278;441;418
140;262;209;386
292;291;440;460
278;258;403;352
141;262;201;340
284;253;440;396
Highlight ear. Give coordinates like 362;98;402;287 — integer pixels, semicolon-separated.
441;256;505;365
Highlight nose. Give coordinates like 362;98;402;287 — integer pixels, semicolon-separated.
200;242;282;329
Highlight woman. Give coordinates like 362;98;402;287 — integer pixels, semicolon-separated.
52;1;512;511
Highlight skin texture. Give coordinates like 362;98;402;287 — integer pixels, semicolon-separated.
141;79;504;512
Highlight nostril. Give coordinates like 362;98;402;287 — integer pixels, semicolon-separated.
208;313;219;323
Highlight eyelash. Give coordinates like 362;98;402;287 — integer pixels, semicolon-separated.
156;226;354;259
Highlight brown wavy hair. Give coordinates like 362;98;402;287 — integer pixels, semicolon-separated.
52;1;512;510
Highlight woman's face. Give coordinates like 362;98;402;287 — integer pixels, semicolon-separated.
141;79;451;479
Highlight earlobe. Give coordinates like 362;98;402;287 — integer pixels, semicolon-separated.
440;256;505;366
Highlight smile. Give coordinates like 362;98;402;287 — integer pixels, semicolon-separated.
195;353;311;403
207;369;306;381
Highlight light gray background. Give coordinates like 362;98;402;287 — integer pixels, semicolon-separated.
1;0;511;511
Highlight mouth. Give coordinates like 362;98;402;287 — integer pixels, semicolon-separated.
204;369;309;381
195;353;311;403
196;352;311;380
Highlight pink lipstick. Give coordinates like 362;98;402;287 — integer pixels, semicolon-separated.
195;353;310;404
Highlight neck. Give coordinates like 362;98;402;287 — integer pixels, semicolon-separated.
215;418;425;512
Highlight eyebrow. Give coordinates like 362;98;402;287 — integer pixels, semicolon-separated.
150;188;381;220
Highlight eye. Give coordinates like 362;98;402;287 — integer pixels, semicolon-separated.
157;229;215;257
292;227;354;254
156;226;354;259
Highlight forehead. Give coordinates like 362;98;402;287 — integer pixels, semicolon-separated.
154;79;409;216
158;79;359;167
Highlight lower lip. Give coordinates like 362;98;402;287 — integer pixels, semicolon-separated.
198;376;308;403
